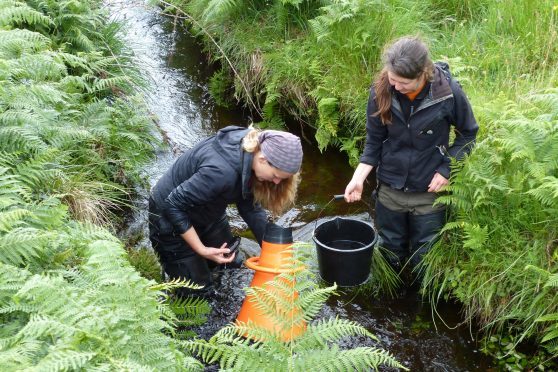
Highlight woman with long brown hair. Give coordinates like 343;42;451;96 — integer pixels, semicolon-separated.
344;36;478;282
149;125;302;297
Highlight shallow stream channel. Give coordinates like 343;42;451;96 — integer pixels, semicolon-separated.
110;1;493;370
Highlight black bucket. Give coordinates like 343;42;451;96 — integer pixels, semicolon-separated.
313;217;377;287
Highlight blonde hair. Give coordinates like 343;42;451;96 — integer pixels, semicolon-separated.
242;127;301;216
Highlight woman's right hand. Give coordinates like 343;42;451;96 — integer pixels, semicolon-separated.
181;228;236;264
200;242;236;264
344;179;364;203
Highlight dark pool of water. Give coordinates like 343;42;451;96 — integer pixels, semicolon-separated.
109;1;494;370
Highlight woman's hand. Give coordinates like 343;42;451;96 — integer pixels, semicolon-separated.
181;228;236;264
344;179;364;202
428;172;449;192
343;163;374;202
200;242;236;264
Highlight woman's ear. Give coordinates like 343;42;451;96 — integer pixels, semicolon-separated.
256;152;267;164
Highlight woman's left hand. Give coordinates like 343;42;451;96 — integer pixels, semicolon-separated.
428;172;448;192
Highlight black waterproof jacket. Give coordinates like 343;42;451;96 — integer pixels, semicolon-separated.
360;65;478;192
150;126;267;245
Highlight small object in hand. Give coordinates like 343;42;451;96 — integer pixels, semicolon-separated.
223;236;241;258
333;194;345;201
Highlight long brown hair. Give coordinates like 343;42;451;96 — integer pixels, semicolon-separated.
374;36;434;124
242;127;300;216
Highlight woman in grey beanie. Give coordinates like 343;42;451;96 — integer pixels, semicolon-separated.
149;125;302;297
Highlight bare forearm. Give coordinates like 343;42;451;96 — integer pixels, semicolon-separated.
352;163;374;183
344;163;374;202
180;226;234;264
181;227;206;255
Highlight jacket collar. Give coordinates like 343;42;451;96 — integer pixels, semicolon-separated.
211;126;253;199
391;65;453;116
241;150;253;199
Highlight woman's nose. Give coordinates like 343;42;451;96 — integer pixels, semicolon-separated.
273;178;281;184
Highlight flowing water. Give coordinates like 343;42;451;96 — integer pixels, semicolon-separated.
109;1;493;370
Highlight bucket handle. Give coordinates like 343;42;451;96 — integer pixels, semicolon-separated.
313;195;347;235
313;194;371;236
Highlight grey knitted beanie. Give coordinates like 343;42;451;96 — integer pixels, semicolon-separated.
258;130;303;174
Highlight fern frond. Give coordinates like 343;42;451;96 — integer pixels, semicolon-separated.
186;335;272;369
0;303;39;314
0;207;30;231
244;284;300;330
31;348;95;371
190;259;402;369
11;148;65;192
235;319;285;344
54;51;93;72
92;75;133;93
58;74;92;93
201;0;242;23
0;3;53;28
527;176;558;207
295;317;376;349
0;227;53;266
0;106;53;128
7;52;67;81
524;264;552;279
65;26;95;52
0;339;42;369
543;273;558;289
309;0;362;41
18;314;79;339
540;328;558;344
296;283;337;321
0;29;50;58
165;293;211;318
295;346;405;371
149;277;204;292
315;96;339;151
27;82;69;106
16;274;87;324
0;273;33;323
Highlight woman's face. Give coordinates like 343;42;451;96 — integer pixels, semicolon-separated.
387;71;424;94
252;152;293;184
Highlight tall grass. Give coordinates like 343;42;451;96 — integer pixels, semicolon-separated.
433;0;558;95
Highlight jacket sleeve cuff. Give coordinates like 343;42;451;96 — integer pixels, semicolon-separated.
174;221;192;236
359;155;378;167
162;206;192;235
436;163;451;179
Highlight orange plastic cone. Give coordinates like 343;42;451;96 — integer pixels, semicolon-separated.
236;223;306;341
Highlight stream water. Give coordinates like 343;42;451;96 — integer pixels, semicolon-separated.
109;1;494;370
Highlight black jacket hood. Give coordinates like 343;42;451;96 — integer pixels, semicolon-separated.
212;126;253;199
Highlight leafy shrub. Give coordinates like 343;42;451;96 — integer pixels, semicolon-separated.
422;90;558;364
0;1;207;370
